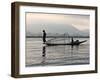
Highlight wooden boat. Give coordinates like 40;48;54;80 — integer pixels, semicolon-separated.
46;40;87;46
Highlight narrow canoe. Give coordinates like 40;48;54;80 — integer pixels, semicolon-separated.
46;40;87;46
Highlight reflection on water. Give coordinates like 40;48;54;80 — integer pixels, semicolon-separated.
41;46;46;65
41;56;46;65
42;46;46;57
26;38;89;67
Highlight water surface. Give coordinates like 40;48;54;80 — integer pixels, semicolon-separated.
25;38;89;67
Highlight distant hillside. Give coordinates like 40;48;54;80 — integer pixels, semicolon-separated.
26;24;89;37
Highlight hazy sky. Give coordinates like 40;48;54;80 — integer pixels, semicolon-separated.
26;13;90;34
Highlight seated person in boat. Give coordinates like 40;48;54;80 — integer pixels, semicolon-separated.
75;40;79;43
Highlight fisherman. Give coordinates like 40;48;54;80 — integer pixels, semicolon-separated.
71;37;74;43
75;40;79;44
42;30;46;44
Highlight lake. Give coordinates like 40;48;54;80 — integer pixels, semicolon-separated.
25;38;89;67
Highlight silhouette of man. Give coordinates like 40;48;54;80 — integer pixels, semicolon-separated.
43;30;46;44
71;37;74;43
75;40;79;44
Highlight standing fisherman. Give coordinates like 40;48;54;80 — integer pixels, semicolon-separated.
42;30;46;44
71;37;74;43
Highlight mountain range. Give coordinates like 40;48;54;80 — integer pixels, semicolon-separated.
26;24;89;37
